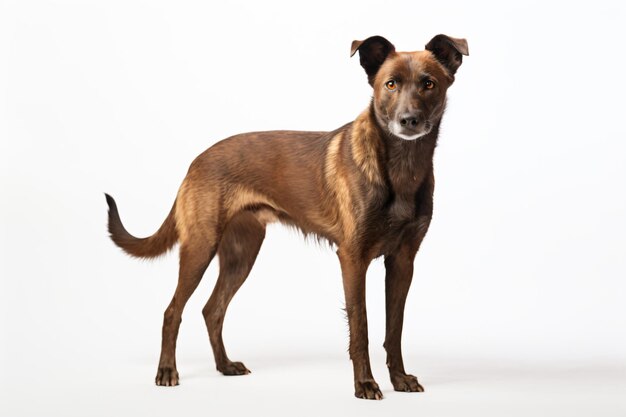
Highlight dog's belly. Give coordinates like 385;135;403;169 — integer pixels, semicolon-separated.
247;204;340;244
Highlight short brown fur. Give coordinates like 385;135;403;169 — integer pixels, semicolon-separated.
106;34;468;399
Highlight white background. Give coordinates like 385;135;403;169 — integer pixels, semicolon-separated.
1;0;625;416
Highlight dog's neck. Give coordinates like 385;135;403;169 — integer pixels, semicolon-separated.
349;103;438;186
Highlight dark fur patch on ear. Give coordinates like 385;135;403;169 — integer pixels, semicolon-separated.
425;34;469;76
351;36;396;86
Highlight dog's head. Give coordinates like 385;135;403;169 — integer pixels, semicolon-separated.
351;34;468;141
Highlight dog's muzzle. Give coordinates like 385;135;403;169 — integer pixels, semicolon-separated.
389;113;431;141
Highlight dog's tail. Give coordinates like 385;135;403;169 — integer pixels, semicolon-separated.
105;193;178;259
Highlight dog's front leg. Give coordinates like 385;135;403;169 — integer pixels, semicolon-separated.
383;171;433;392
337;248;382;400
384;245;424;393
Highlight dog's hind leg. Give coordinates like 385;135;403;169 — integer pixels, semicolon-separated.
202;211;266;375
156;237;217;386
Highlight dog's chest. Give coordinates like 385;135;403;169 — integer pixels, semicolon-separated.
362;169;427;255
387;168;426;224
384;144;430;215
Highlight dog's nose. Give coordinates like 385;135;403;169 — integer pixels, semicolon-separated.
399;114;419;127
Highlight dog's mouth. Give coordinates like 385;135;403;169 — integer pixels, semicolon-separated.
388;120;432;141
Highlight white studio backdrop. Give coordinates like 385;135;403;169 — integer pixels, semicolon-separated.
1;1;625;416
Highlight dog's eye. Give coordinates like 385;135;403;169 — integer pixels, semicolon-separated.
385;80;397;91
424;79;435;89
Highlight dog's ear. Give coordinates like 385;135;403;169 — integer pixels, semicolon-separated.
350;36;396;86
425;34;469;76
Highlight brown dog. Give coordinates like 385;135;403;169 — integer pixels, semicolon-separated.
106;34;468;399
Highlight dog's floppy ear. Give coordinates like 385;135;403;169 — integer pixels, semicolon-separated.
350;36;396;86
425;34;469;76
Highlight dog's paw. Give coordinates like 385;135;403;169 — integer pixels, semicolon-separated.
155;367;179;386
218;361;251;376
354;379;383;400
391;373;424;392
